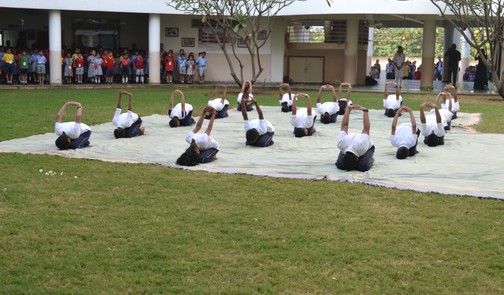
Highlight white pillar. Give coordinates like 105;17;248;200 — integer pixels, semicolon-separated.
49;10;62;85
367;27;375;70
421;19;436;89
270;21;285;83
460;28;471;84
344;18;359;84
148;14;161;84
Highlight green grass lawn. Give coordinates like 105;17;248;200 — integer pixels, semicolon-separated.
1;87;504;294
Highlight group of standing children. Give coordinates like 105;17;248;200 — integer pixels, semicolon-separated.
162;49;207;85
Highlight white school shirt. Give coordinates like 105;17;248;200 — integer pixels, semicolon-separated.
185;131;219;151
237;92;254;104
55;121;91;139
207;98;229;111
390;123;417;148
169;103;193;119
442;99;460;113
383;95;403;110
291;108;315;128
431;108;453;124
316;102;339;115
244;119;275;135
279;93;295;106
112;108;139;128
419;113;446;137
337;131;374;157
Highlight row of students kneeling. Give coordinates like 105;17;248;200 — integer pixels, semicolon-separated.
53;82;460;172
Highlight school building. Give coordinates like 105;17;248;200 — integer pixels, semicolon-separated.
0;0;474;87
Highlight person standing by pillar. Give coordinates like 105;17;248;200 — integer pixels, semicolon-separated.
444;44;461;86
393;46;406;89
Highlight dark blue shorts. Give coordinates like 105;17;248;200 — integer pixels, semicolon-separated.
126;117;143;138
199;148;219;163
4;63;15;74
249;132;274;147
335;145;375;172
121;67;130;76
180;111;194;126
69;130;92;149
216;105;229;119
237;102;253;112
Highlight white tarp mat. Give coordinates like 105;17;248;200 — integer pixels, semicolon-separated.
1;107;503;199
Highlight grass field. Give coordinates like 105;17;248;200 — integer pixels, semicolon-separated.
1;86;504;294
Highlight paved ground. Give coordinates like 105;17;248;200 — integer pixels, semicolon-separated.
0;74;497;96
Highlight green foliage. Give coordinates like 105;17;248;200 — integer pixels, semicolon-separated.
373;27;445;57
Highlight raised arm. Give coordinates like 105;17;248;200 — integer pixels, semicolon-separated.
178;90;186;113
355;105;371;135
446;92;452;112
279;83;291;99
339;82;352;100
406;106;417;133
384;82;392;99
305;93;312;116
205;107;217;136
126;92;133;111
419;102;427;124
56;101;82;123
444;84;458;102
391;105;404;135
117;90;125;109
193;106;209;134
340;105;352;133
434;91;445;106
432;103;442;124
278;83;285;99
246;80;253;95
329;85;338;102
341;104;366;133
298;93;312;116
240;98;249;121
168;90;177;112
291;93;299;116
221;84;228;103
241;80;248;93
253;98;264;120
346;83;352;101
316;85;325;104
424;102;441;123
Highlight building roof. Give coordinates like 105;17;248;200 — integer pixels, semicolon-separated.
0;0;448;17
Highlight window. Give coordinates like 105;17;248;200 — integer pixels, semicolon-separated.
287;20;368;45
288;20;346;44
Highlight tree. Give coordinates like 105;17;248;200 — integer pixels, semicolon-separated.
430;0;504;97
168;0;332;86
373;27;445;58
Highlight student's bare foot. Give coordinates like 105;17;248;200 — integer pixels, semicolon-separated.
140;127;145;135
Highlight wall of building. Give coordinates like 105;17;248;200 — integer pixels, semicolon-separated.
286;44;368;85
0;7;383;85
